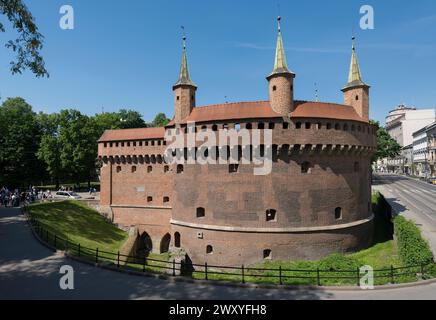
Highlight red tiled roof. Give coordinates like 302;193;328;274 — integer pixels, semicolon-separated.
99;100;365;142
98;127;165;142
167;100;364;125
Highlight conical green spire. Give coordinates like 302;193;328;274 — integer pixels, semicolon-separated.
343;36;367;89
174;36;196;88
267;16;294;79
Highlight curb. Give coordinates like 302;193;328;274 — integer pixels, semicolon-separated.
22;207;436;293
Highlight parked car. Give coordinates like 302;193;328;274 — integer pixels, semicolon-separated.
54;191;82;199
427;176;436;185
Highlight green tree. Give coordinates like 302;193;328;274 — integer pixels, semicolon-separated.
0;97;44;187
0;0;48;77
118;109;147;129
370;120;401;162
150;112;170;127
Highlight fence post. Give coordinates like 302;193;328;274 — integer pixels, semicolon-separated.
356;267;360;286
172;259;176;276
117;251;120;268
205;262;208;280
390;265;394;284
78;243;81;257
279;266;282;285
96;248;99;264
317;268;321;286
242;264;245;284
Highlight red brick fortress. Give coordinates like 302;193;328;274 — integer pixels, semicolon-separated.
98;18;376;266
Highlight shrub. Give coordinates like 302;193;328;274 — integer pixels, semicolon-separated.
394;215;434;266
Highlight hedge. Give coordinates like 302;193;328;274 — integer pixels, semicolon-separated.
394;215;434;266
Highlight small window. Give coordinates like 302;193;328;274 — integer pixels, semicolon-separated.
283;122;289;129
133;141;136;147
127;142;130;147
335;123;340;130
258;122;265;129
229;164;239;173
177;96;180;101
158;140;162;145
269;123;275;129
104;143;107;148
272;85;277;91
263;249;272;260
212;124;218;132
301;161;312;174
196;207;205;218
116;166;121;173
163;196;169;203
235;123;241;131
147;166;152;173
266;209;277;222
326;123;332;130
164;165;169;173
121;142;125;147
147;196;153;203
151;140;155;146
291;85;293;91
177;164;184;174
296;122;302;129
110;142;113;147
206;245;213;254
355;95;359;101
335;207;342;220
316;123;322;130
246;123;252;130
354;162;360;172
305;122;311;129
145;141;149;146
131;166;137;173
115;142;119;147
191;95;194;100
201;125;207;131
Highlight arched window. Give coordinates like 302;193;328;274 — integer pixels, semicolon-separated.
174;232;181;248
164;165;169;173
177;164;184;174
266;209;277;222
147;196;153;203
301;161;312;174
116;166;121;173
272;85;277;91
201;125;207;131
296;122;302;129
246;123;252;130
258;122;265;129
206;245;213;254
147;165;152;173
305;122;311;129
163;196;169;203
355;95;359;101
131;166;137;173
229;164;239;173
196;207;205;218
212;124;218;132
263;249;272;260
335;207;342;220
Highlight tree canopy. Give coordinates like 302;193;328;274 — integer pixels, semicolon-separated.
0;0;48;77
370;120;402;162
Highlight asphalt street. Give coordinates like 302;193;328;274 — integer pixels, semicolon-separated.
373;174;436;257
1;206;436;299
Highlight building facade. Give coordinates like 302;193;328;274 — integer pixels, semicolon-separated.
412;122;436;177
97;19;377;266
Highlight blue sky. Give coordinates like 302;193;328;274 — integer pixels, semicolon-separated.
0;0;435;124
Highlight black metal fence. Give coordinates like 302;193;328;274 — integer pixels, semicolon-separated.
27;215;435;287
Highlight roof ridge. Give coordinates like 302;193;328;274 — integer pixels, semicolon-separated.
194;100;270;110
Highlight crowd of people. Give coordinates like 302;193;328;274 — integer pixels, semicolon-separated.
0;186;54;208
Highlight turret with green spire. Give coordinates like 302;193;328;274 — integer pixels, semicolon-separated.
267;16;295;116
341;36;370;121
173;32;197;123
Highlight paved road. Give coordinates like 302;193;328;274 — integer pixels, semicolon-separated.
1;207;435;300
373;174;436;257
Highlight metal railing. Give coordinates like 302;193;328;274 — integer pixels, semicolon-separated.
26;214;435;287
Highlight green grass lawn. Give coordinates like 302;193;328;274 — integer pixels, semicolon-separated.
28;200;127;253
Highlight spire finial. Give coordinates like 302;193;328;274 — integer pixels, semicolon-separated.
342;33;368;90
181;25;186;49
267;15;294;78
277;15;281;31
